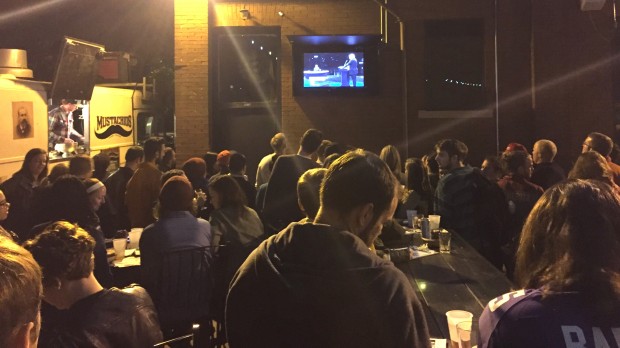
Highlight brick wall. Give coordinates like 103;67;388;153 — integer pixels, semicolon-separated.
174;0;209;163
211;0;403;154
174;0;405;162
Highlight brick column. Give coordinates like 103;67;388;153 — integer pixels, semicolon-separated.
174;0;209;163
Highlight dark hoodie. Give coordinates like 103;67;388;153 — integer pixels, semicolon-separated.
226;222;431;348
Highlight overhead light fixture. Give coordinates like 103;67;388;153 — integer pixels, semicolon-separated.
278;11;285;17
240;9;250;20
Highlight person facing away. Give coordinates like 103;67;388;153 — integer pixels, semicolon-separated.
24;221;162;347
255;132;287;188
226;150;432;348
262;128;323;232
296;167;328;222
140;175;212;292
497;150;543;279
229;152;257;210
0;236;42;348
158;147;176;173
478;179;620;348
104;146;144;231
380;144;406;186
582;132;620;186
125;137;164;228
568;151;620;193
68;154;93;179
530;139;565;190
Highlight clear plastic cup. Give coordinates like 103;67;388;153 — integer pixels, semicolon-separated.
446;310;473;348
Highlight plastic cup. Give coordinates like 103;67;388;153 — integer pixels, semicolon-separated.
446;310;473;348
457;321;477;348
406;210;417;227
128;228;143;249
429;214;441;230
439;230;451;253
113;238;126;262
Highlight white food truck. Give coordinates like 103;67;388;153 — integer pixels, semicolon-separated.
0;37;165;182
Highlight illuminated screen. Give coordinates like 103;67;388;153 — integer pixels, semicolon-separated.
302;52;364;88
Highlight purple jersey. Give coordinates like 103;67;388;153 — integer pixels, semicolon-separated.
478;289;620;347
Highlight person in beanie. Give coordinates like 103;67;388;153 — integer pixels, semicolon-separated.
139;176;212;291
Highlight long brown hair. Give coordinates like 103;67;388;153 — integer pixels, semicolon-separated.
515;179;620;311
568;151;615;186
208;175;247;216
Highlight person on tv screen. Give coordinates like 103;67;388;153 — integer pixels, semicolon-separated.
342;53;358;87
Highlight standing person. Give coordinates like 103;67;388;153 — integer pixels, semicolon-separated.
0;236;42;348
105;146;144;231
226;150;431;347
530;139;565;190
158;147;176;173
568;151;620;192
92;153;110;181
125;138;164;228
481;155;503;182
24;221;162;347
263;129;323;232
255;132;287;188
582;132;620;185
479;180;620;347
0;148;48;241
48;99;85;150
69;155;92;179
342;53;359;87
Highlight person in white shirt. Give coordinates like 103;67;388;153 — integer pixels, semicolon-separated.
255;133;287;188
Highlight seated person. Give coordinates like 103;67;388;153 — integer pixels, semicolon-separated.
479;179;620;347
24;221;163;347
140;176;212;291
0;236;42;348
296;168;327;222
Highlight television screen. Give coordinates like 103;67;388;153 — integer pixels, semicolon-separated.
302;52;364;88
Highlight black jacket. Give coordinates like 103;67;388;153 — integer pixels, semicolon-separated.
226;222;432;348
44;285;163;347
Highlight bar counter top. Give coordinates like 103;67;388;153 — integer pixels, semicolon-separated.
395;232;514;338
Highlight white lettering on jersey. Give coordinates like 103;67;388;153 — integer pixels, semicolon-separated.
612;328;620;345
488;289;526;312
593;327;611;348
562;326;586;348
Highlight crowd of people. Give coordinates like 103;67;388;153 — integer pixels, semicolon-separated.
2;128;620;347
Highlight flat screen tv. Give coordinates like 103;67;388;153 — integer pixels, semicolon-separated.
302;52;364;88
289;35;381;96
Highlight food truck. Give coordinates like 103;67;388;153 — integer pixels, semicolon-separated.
0;37;164;182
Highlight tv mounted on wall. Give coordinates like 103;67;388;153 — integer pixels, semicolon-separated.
289;35;381;96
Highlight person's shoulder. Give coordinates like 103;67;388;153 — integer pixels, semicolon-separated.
480;289;543;333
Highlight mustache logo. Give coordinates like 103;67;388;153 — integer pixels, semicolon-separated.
95;115;132;139
95;125;132;139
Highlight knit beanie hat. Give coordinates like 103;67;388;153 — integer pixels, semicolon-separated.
159;176;194;212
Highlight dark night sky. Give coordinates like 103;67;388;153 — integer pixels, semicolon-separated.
0;0;174;81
